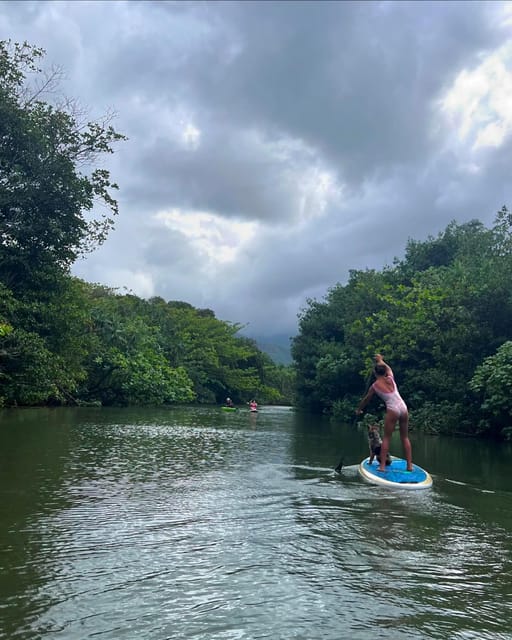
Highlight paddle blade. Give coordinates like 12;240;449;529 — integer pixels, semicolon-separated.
334;458;344;473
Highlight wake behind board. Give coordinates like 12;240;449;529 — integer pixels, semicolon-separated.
358;456;432;490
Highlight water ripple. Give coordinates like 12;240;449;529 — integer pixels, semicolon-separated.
1;411;512;639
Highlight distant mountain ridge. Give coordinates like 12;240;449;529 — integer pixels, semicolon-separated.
244;334;293;365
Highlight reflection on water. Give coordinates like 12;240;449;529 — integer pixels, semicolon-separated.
0;406;511;639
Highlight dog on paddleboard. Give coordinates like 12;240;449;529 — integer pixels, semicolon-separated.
367;424;391;466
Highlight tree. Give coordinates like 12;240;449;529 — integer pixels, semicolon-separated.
0;41;287;408
0;40;125;295
77;288;196;406
160;303;276;403
292;210;512;438
0;41;126;406
469;341;512;438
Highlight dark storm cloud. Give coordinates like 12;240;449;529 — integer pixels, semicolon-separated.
124;125;326;221
86;1;507;188
2;0;512;336
149;0;505;183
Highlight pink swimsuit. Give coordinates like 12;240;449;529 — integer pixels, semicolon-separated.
372;375;407;417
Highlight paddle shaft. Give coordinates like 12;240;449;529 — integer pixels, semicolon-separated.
334;415;358;472
334;366;375;472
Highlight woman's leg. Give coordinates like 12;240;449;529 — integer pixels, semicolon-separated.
399;412;413;471
378;411;396;471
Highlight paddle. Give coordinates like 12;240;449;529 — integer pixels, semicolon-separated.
334;414;359;472
334;367;375;473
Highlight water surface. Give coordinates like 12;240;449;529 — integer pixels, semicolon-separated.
1;406;511;639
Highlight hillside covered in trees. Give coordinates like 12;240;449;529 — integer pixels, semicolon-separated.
0;40;293;408
4;39;512;432
291;210;512;440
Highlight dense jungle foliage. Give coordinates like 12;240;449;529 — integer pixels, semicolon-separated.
0;41;294;408
291;210;512;439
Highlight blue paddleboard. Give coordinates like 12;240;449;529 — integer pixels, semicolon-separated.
358;456;432;490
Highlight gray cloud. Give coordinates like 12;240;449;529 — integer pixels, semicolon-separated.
124;126;328;221
2;0;512;338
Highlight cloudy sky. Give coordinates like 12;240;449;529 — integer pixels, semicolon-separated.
2;1;512;339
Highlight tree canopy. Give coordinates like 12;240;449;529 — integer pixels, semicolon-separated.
0;40;125;297
0;41;292;408
291;208;512;439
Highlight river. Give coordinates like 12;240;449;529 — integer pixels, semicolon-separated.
0;405;511;639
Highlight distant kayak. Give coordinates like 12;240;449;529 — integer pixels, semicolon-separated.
221;406;237;412
358;456;433;490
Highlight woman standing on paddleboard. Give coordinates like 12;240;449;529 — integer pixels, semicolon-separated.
356;354;413;472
